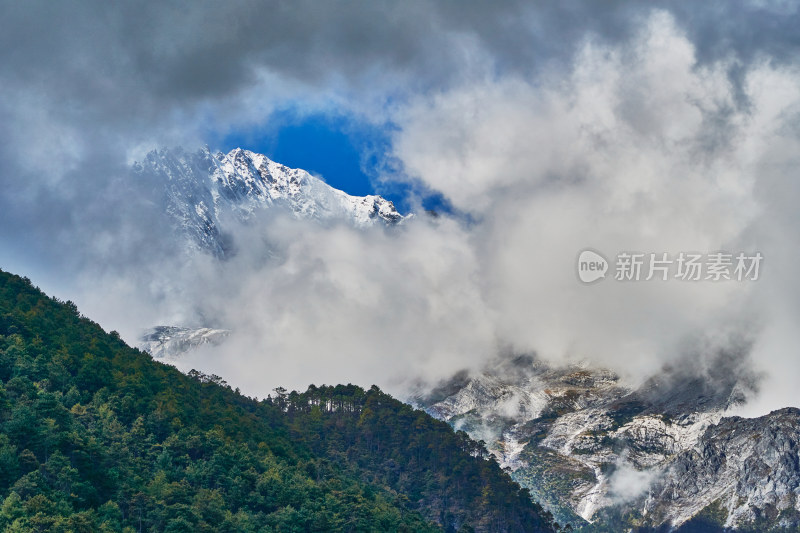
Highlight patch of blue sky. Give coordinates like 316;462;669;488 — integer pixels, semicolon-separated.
212;108;451;216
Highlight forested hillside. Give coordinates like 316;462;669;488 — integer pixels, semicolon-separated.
0;268;557;532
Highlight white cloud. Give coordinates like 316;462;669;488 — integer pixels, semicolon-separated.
386;12;800;404
76;211;496;397
608;458;660;504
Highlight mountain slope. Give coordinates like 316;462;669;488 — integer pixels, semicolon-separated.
416;354;799;532
0;268;556;532
133;147;406;258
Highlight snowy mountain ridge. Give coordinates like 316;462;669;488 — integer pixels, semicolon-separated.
139;326;231;360
133;146;406;257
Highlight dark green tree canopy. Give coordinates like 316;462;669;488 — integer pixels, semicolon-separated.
0;269;558;532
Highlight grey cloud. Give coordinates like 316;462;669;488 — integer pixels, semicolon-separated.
3;1;796;125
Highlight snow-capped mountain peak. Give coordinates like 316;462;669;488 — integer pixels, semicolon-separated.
133;146;406;257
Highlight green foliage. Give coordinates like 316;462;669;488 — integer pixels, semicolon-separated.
278;384;557;532
0;269;557;532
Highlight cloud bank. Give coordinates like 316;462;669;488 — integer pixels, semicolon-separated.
2;2;800;412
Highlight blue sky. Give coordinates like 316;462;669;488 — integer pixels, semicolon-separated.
216;110;449;215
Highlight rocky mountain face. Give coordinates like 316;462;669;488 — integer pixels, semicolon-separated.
643;408;800;531
414;354;800;531
132;146;406;258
